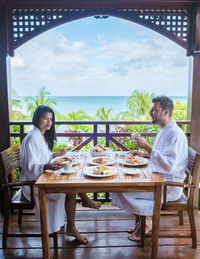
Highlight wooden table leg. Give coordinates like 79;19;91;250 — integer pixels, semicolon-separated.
38;187;50;259
151;184;162;259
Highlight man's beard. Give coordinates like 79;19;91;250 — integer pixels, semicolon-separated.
151;119;158;124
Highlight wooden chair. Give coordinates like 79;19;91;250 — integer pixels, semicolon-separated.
140;146;200;248
0;144;58;249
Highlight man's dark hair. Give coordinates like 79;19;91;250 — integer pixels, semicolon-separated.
32;105;56;150
152;96;174;117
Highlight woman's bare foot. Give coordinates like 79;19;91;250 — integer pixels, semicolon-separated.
82;200;102;210
66;226;88;244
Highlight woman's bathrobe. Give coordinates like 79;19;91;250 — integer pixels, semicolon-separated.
111;121;188;216
20;126;66;233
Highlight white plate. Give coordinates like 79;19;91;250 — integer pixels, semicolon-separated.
87;157;115;166
119;156;149;167
120;168;140;175
84;166;116;178
90;147;110;157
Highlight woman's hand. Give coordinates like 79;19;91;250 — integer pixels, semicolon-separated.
43;161;63;171
53;147;68;158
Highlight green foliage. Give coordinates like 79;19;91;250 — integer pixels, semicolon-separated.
24;87;57;117
127;90;155;120
172;100;187;121
95;107;113;121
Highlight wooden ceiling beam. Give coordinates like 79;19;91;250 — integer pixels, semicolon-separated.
6;0;195;10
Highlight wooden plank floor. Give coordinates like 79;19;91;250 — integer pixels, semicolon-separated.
0;205;200;259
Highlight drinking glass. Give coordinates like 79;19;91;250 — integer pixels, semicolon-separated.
131;132;141;143
131;133;141;150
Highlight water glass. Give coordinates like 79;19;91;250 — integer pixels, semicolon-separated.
131;132;141;143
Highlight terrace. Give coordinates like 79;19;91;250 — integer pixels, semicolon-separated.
1;1;200;259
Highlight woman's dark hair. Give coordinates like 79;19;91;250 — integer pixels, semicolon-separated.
152;96;174;117
32;105;56;150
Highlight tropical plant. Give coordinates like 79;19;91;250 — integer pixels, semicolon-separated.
172;100;187;121
12;90;28;121
95;107;113;121
24;87;57;117
127;90;155;120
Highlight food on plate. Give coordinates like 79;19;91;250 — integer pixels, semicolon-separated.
92;144;106;153
92;165;113;175
55;157;73;163
125;154;141;165
92;157;108;164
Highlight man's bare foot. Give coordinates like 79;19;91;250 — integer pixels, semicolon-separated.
145;216;152;234
127;221;140;233
128;217;152;241
82;200;102;210
128;221;141;241
66;227;88;244
128;233;141;241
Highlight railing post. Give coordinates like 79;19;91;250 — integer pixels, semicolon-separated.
106;123;110;147
93;123;97;146
20;124;25;143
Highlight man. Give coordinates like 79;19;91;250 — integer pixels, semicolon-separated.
111;96;188;241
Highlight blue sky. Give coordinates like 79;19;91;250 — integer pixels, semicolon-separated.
11;16;189;97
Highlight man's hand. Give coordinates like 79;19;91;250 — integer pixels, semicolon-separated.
128;150;150;158
134;135;152;155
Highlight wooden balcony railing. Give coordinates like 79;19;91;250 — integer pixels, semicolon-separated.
9;120;191;150
9;120;191;203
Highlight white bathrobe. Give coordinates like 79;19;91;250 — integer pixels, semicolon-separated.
20;126;66;233
111;121;188;216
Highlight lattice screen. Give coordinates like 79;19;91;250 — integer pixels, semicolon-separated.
119;9;188;40
9;8;189;55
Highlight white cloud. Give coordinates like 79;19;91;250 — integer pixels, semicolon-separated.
11;23;189;97
11;55;24;67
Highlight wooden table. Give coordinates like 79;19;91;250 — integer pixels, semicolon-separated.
36;153;164;259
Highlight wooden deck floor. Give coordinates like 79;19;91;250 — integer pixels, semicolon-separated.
0;206;200;259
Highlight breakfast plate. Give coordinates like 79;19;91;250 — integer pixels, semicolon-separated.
87;157;115;166
119;156;148;167
84;165;116;178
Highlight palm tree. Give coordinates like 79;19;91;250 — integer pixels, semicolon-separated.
127;90;154;120
11;90;29;121
24;87;57;117
95;107;113;121
66;110;93;132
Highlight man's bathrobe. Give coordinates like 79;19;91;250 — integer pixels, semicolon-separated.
20;126;66;233
111;121;188;216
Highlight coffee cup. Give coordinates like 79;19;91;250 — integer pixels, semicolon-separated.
62;161;73;172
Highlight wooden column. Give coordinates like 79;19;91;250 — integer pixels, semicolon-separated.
0;3;10;152
190;1;200;209
0;2;10;213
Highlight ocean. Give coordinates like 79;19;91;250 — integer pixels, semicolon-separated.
18;96;187;116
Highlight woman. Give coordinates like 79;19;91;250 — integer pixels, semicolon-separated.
20;105;100;243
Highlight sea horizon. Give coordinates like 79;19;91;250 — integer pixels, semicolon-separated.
18;95;187;116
